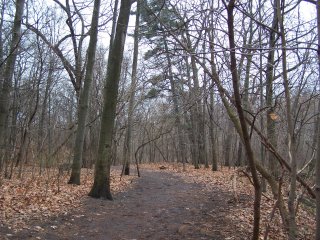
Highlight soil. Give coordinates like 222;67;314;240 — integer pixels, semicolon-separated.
1;169;250;240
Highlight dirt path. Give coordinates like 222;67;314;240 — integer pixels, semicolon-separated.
3;169;249;240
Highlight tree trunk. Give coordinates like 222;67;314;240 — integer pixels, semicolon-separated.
110;0;119;49
184;55;199;169
122;0;140;176
38;54;55;173
242;0;253;117
0;1;6;83
89;0;132;199
315;0;320;238
258;0;267;192
276;0;297;238
202;36;209;169
184;30;205;167
207;8;219;171
315;91;320;240
226;2;261;239
16;63;42;171
68;0;101;185
164;38;186;170
266;0;279;178
0;0;25;157
190;52;206;167
224;120;233;167
235;139;243;167
208;84;218;171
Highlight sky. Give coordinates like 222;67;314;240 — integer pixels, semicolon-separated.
39;0;317;57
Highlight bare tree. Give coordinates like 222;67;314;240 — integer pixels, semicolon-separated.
122;0;141;176
275;0;298;238
0;0;25;168
89;0;133;199
225;1;262;238
68;0;102;184
315;0;320;238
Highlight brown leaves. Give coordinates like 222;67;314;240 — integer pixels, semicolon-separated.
0;167;135;231
140;163;315;239
0;164;315;239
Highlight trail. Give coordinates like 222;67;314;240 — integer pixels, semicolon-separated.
5;169;247;240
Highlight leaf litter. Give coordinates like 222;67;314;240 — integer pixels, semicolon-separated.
0;167;135;232
0;163;316;239
141;163;315;239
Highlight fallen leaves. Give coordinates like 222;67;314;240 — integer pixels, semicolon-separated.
0;167;135;231
140;163;315;239
0;163;315;239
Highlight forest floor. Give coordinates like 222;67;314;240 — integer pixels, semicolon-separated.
0;163;315;239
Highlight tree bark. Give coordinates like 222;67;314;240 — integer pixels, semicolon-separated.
38;54;55;173
208;82;218;171
207;8;219;171
89;0;132;199
185;30;205;168
315;99;320;240
315;0;320;238
68;0;101;185
122;0;140;176
275;0;297;238
0;1;6;79
0;0;25;157
163;37;186;170
224;120;233;167
184;55;199;169
190;51;206;167
266;0;279;178
16;60;42;171
235;139;243;167
226;1;261;239
110;0;119;49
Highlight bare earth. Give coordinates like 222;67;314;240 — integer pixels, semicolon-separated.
2;169;249;240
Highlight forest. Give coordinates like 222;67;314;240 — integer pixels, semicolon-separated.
0;0;319;239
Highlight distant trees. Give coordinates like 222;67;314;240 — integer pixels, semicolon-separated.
0;0;318;237
138;0;317;238
0;0;25;171
315;0;320;239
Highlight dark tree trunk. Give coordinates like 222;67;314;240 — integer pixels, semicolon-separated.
164;38;186;170
226;1;261;239
275;0;298;237
68;0;101;185
89;0;132;199
235;139;243;167
224;121;233;167
0;0;25;158
266;0;279;178
122;0;140;176
315;0;320;239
